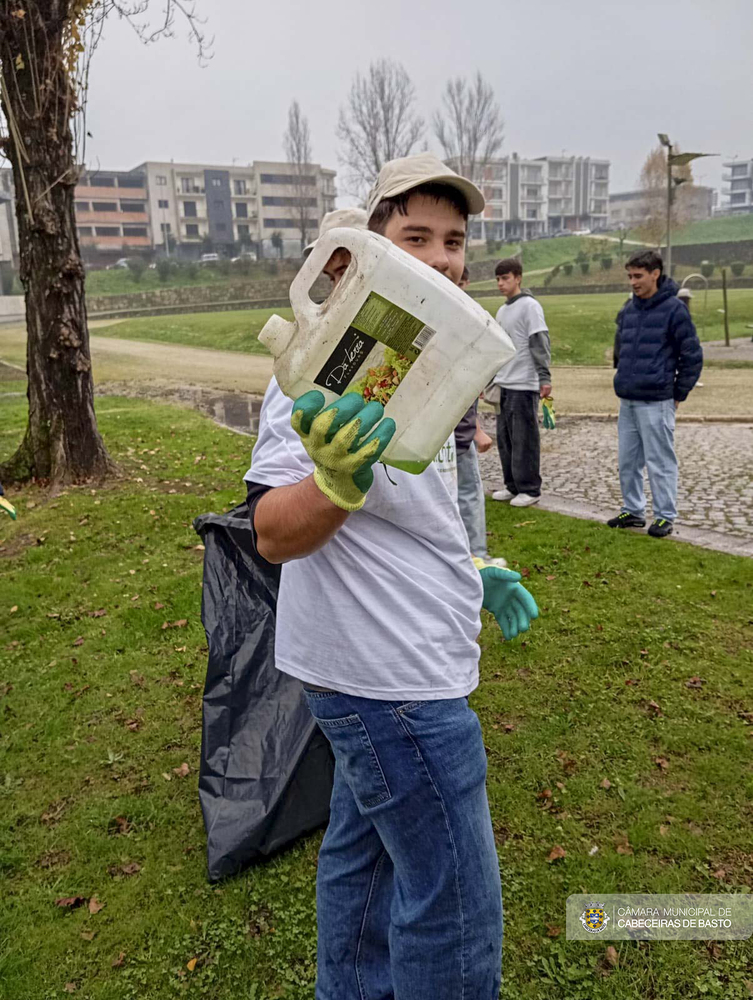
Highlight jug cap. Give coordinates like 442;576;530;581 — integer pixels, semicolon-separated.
366;153;485;220
303;207;368;257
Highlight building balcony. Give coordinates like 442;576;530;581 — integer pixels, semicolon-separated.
181;213;207;222
231;190;257;198
178;186;205;195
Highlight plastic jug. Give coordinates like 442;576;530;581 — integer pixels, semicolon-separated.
259;227;516;474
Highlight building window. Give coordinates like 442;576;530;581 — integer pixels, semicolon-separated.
237;224;250;237
731;164;748;177
263;217;318;229
160;222;171;235
260;172;316;186
526;209;537;220
233;179;248;195
120;201;146;213
156;175;167;186
525;187;539;199
92;176;116;187
123;226;148;237
92;201;118;212
262;195;318;207
185;223;200;236
183;201;197;218
75;201;90;212
235;202;248;218
158;199;169;209
117;176;145;188
77;226;93;236
95;226;120;236
731;193;747;204
211;178;222;188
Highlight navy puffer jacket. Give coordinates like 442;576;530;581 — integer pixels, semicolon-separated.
614;277;703;402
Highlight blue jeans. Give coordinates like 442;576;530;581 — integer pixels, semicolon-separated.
618;398;678;522
304;690;503;1000
457;442;489;559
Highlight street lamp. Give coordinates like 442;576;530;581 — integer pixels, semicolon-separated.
657;133;717;276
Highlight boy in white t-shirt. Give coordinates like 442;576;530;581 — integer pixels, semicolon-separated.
490;257;552;508
244;154;538;1000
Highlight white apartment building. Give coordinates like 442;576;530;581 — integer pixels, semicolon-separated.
721;159;753;214
459;154;610;244
133;159;337;257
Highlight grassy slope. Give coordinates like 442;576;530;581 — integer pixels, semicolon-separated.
619;214;753;247
92;290;753;368
1;389;752;999
85;265;292;298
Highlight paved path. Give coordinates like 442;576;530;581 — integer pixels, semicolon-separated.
478;413;753;546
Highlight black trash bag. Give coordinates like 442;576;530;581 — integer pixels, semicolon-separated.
194;502;333;882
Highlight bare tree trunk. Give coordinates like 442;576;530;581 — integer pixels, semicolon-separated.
283;100;314;253
0;2;115;485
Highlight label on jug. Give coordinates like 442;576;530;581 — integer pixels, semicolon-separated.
313;292;435;396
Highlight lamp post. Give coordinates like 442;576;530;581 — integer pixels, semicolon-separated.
657;134;717;276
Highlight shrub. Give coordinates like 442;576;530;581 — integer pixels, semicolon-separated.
575;250;589;264
731;261;745;277
580;261;590;275
551;264;561;278
185;262;198;280
156;259;172;282
563;263;573;276
127;257;146;283
543;270;554;287
600;257;613;270
218;258;232;277
700;261;714;278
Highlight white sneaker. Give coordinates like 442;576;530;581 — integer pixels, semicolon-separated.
510;493;541;508
485;556;508;568
491;489;514;502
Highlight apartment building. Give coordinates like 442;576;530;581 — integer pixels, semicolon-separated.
461;154;610;244
609;186;714;228
74;169;152;257
0;169;19;270
133;159;337;258
721;159;753;214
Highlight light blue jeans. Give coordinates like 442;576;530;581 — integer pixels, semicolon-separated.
618;398;678;522
304;690;503;1000
457;442;489;559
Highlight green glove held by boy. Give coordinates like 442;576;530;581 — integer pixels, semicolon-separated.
542;395;556;430
291;390;396;511
473;557;540;641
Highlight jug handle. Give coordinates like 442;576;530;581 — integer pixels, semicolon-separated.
288;227;362;322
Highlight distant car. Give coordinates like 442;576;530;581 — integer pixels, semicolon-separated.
199;253;220;265
107;257;131;270
572;228;591;236
231;251;257;263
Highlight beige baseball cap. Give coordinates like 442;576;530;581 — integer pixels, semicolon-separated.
303;207;368;257
366;152;485;220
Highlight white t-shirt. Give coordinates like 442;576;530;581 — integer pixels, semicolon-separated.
244;378;482;701
494;294;549;391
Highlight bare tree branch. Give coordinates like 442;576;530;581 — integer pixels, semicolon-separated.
336;59;424;198
637;145;695;247
433;71;504;184
283;99;314;253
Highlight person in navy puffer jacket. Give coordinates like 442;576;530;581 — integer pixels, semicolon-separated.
608;249;703;538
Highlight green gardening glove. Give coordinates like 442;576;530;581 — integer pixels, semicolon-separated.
473;557;540;641
542;395;556;430
291;390;396;511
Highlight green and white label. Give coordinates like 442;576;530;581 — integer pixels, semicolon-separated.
350;292;435;361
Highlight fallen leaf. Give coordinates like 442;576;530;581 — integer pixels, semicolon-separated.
112;952;126;968
582;580;592;587
706;941;723;961
63;984;77;994
10;605;18;614
173;762;190;778
187;957;198;972
605;945;619;967
600;778;612;790
686;676;706;688
88;609;107;618
614;833;634;856
111;816;131;836
646;700;663;716
513;520;536;527
546;924;561;937
47;612;60;619
129;670;145;688
520;567;531;578
537;788;552;800
108;861;141;877
711;868;726;880
124;718;141;731
547;844;567;863
546;574;556;581
131;595;140;602
710;590;717;598
161;619;187;630
659;824;670;836
154;602;164;610
80;930;96;941
55;896;86;909
625;678;640;686
162;772;172;781
655;757;669;771
88;896;105;914
72;636;84;647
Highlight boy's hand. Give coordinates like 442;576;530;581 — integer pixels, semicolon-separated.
291;390;396;511
539;384;552;399
473;558;539;641
474;426;493;453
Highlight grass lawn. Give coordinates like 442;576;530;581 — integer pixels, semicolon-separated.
92;289;753;369
469;236;600;273
621;214;753;247
1;388;753;998
85;264;293;298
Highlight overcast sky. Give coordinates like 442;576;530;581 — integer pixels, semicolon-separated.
85;0;752;200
